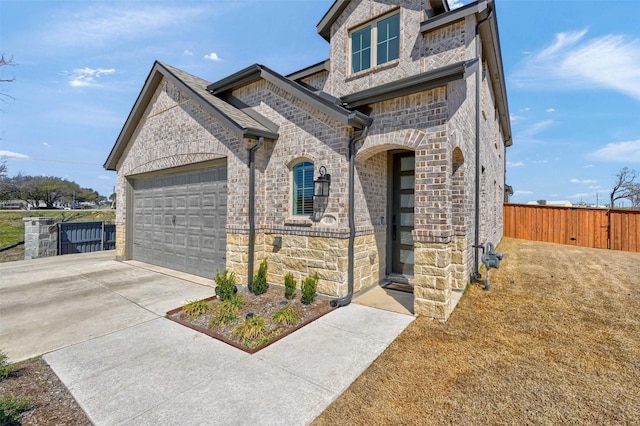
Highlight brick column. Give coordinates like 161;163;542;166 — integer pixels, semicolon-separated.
413;136;454;321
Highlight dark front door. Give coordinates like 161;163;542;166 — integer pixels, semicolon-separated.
391;152;415;275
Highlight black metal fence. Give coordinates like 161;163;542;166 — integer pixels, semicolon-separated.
58;221;116;255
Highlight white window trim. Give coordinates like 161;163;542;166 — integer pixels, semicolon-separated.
348;9;401;75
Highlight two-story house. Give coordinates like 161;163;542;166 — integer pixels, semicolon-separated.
104;0;512;321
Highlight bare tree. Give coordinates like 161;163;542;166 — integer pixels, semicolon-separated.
610;167;638;208
629;183;640;209
1;54;15;103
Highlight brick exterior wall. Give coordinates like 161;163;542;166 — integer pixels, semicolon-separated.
113;1;508;321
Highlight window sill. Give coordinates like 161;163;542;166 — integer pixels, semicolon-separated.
284;217;313;227
346;59;400;81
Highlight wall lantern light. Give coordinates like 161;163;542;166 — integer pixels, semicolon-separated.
314;166;331;197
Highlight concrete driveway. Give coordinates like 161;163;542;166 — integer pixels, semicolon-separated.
0;251;216;363
0;252;414;425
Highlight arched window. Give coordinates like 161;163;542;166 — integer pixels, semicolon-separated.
292;161;314;216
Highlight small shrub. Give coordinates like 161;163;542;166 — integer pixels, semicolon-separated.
0;350;12;380
182;299;211;320
214;270;237;301
232;315;267;343
272;305;300;326
0;395;32;424
226;293;245;309
301;273;319;305
252;259;268;296
284;272;296;300
209;301;239;327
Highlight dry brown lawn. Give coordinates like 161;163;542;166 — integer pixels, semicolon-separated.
314;237;640;425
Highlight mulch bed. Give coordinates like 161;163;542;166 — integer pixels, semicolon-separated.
0;358;90;425
167;287;334;353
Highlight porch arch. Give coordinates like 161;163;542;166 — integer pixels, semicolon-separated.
356;129;426;161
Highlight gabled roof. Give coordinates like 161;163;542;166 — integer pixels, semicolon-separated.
317;0;450;41
207;64;372;129
104;61;278;171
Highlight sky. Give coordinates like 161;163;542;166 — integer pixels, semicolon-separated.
1;0;639;206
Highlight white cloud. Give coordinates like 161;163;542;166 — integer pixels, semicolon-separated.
516;119;555;144
511;29;640;101
204;52;222;62
590;139;640;162
45;5;206;47
42;142;50;147
0;150;30;159
570;178;597;184
507;161;524;167
184;50;194;56
532;160;549;164
583;164;594;168
68;67;115;88
514;190;533;196
98;174;114;180
546;108;556;113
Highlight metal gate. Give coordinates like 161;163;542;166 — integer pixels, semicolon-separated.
58;221;116;255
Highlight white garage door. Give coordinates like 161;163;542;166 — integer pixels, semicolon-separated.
132;165;227;279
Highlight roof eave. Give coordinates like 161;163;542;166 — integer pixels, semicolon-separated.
420;0;482;33
341;60;470;108
210;63;369;129
317;0;351;41
479;2;512;146
104;62;278;171
207;64;262;94
104;61;165;171
286;59;330;81
420;0;512;147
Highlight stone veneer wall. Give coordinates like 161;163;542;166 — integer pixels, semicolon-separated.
226;231;381;297
413;240;453;319
23;217;58;259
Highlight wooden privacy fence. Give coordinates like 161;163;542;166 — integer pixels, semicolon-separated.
503;204;640;253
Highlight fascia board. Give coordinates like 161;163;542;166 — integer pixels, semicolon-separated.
481;5;512;146
104;62;164;170
317;0;351;41
286;59;330;80
259;65;370;128
341;61;468;108
420;0;485;33
207;64;262;94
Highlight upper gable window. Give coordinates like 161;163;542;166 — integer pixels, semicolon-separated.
350;12;400;74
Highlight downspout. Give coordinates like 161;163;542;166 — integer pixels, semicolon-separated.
473;9;493;280
248;136;265;293
330;124;370;308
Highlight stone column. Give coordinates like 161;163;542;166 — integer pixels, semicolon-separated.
23;217;58;259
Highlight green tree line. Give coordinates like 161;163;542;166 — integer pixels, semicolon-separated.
0;165;107;209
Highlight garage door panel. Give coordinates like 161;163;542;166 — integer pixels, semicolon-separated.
132;165;227;279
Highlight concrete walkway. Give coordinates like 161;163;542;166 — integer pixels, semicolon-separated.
0;252;414;425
